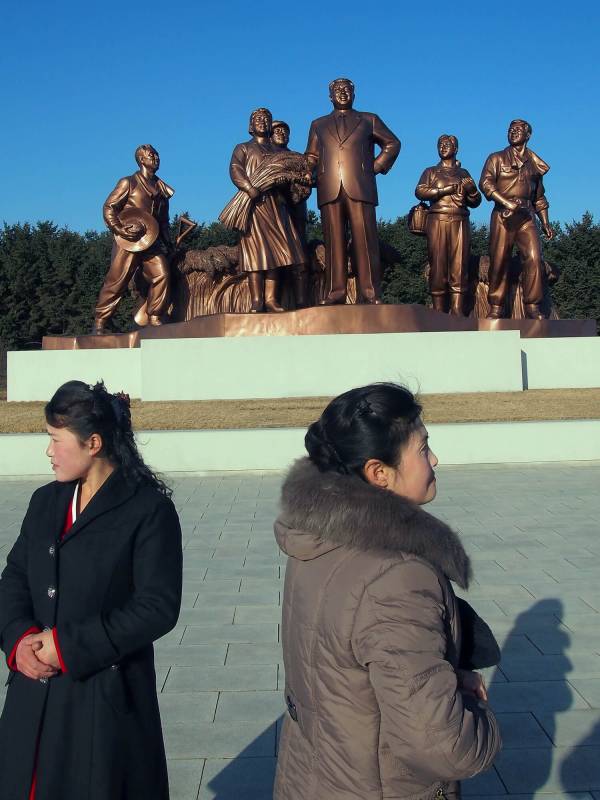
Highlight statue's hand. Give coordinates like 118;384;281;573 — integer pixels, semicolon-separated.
118;222;145;241
442;184;459;196
542;224;554;240
461;177;476;192
503;198;520;212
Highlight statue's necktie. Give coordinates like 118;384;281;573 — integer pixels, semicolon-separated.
338;114;346;139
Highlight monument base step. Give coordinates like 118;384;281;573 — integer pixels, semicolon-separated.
41;304;596;350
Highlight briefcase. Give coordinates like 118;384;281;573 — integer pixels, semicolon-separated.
408;202;429;236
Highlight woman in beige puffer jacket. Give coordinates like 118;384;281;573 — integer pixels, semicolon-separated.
274;383;501;800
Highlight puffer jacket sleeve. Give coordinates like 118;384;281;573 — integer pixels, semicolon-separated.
351;558;501;783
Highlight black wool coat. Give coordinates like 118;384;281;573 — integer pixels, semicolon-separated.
0;471;183;800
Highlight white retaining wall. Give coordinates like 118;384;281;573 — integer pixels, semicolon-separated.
9;331;600;402
2;419;599;476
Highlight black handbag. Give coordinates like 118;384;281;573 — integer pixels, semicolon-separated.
457;597;501;670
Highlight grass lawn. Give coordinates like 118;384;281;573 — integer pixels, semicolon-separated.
1;389;600;434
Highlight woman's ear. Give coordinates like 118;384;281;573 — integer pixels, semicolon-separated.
362;458;391;489
87;433;104;457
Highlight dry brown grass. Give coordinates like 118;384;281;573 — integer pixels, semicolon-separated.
1;389;600;434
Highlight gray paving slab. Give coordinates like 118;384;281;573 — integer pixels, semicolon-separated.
165;664;278;693
199;756;277;800
463;767;507;795
163;720;277;759
537;709;600;746
2;463;600;799
568;680;600;709
499;653;600;682
166;760;205;800
215;690;284;722
225;643;283;665
496;712;553;747
489;680;588;713
468;795;592;800
494;745;600;792
154;644;227;667
182;623;279;644
234;605;281;623
160;691;219;723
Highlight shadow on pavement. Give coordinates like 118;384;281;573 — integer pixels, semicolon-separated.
203;716;282;799
204;600;576;798
464;598;573;797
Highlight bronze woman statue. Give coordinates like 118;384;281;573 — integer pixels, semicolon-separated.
228;108;305;312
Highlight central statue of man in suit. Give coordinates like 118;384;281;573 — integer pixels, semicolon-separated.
305;78;400;304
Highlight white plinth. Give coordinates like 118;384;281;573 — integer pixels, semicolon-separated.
521;337;600;389
2;419;600;476
6;331;600;402
140;330;523;400
7;349;141;401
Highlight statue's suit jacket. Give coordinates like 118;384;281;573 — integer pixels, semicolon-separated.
306;110;400;208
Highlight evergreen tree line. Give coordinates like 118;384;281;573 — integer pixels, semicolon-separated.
0;212;598;351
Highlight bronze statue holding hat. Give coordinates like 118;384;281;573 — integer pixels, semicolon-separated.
92;144;174;333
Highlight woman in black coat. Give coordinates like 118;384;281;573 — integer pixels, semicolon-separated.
0;380;183;800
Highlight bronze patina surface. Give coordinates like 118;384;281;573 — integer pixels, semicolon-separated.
480;120;553;320
222;108;307;314
415;135;481;316
306;78;400;305
42;305;596;349
93;144;174;334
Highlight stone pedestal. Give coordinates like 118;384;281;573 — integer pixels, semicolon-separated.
41;305;596;350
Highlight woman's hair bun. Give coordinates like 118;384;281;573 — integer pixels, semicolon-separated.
304;383;422;478
305;419;348;474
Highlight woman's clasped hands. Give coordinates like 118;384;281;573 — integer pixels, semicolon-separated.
15;630;61;681
457;668;488;702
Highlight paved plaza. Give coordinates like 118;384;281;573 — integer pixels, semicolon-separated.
1;462;600;799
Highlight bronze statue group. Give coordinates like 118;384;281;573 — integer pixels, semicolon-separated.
91;77;554;334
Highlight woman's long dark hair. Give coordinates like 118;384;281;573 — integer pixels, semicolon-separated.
45;380;171;497
305;382;422;477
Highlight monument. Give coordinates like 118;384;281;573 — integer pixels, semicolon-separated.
479;119;553;320
414;135;481;316
220;108;308;313
271;119;311;308
93;144;174;334
305;78;401;304
37;83;594;349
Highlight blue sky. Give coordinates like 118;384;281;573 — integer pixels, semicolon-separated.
0;0;598;232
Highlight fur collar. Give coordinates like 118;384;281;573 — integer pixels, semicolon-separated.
277;458;471;589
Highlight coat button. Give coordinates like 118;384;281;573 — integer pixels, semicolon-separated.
110;664;119;671
39;677;49;685
49;545;55;557
47;587;57;599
